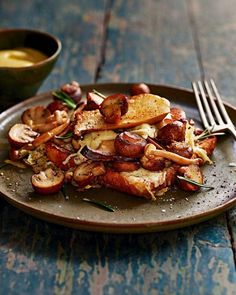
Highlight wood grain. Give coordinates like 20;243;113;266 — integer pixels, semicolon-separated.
0;0;236;294
99;0;200;87
1;207;236;295
189;0;236;273
189;0;236;104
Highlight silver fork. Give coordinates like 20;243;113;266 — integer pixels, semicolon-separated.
192;79;236;140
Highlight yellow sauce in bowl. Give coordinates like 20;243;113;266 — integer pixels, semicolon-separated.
0;47;47;67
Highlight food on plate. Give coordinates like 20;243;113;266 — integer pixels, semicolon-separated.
31;167;64;194
99;93;129;123
74;93;170;136
8;123;39;148
6;81;217;200
130;83;151;96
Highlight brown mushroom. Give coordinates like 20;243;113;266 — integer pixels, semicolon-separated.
114;131;147;158
31;168;64;194
100;93;129;123
8;123;39;148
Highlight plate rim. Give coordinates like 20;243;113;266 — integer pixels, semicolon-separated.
0;82;235;233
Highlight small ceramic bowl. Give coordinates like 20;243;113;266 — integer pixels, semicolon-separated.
0;28;61;107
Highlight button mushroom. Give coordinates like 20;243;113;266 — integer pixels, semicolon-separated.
31;168;64;194
8;123;39;148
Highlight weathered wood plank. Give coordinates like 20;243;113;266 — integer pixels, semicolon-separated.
190;0;236;271
99;0;200;88
0;0;236;294
189;0;236;105
0;207;236;295
0;0;106;91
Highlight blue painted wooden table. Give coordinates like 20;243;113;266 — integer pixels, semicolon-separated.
0;1;236;294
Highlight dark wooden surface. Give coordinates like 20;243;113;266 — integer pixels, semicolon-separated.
0;1;236;294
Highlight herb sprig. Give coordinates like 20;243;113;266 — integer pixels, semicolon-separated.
53;90;77;109
92;89;106;99
55;131;74;140
195;126;224;141
177;175;214;189
82;197;115;212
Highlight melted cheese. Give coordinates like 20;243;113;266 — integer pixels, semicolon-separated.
130;123;157;139
185;121;212;164
79;130;117;150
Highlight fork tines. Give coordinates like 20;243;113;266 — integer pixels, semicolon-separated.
192;79;236;139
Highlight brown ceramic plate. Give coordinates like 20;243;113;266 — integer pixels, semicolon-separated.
0;83;235;233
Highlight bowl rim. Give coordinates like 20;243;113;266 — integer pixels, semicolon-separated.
0;28;62;70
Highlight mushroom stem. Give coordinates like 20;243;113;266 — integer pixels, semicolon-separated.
145;144;202;165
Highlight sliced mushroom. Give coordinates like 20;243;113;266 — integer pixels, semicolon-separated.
73;161;105;187
170;107;186;122
8;123;39;148
144;144;202;165
85;92;104;110
100;93;129;123
158;107;186;129
31;168;64;194
81;145;138;162
22;106;51;127
114;131;147;158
